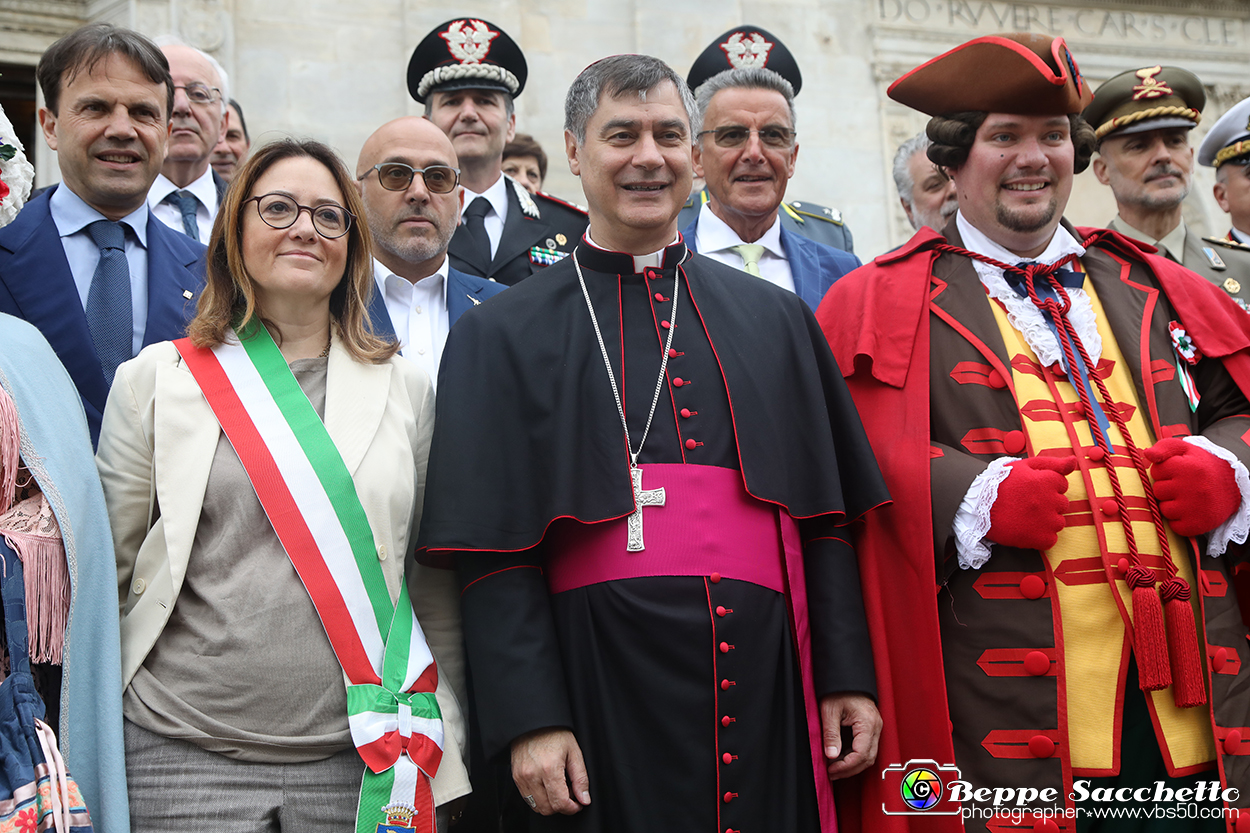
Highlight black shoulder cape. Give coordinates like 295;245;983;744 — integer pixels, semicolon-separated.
417;239;887;555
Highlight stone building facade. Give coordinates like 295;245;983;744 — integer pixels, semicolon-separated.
1;0;1248;258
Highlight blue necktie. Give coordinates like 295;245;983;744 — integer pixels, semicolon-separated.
86;220;133;385
171;190;200;241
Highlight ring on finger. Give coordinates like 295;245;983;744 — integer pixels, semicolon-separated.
524;794;537;810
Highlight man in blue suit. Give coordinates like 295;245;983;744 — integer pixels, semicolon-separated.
0;23;206;446
681;30;860;311
357;117;505;390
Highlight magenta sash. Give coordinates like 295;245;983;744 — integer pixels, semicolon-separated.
544;463;786;593
543;462;838;831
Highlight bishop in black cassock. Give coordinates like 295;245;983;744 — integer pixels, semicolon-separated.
417;54;888;833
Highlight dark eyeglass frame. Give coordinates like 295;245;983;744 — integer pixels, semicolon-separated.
173;83;222;106
358;162;461;194
696;125;797;149
244;194;355;239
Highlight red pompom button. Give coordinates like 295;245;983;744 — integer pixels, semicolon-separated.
1225;729;1242;756
1101;499;1119;517
987;370;1006;389
1024;651;1050;676
720;678;731;690
716;606;727;617
1029;735;1055;758
1089;446;1106;461
722;752;734;764
720;642;730;653
654;292;664;302
681;408;692;418
1019;575;1046;599
1116;558;1129;577
1003;431;1026;454
661;320;671;329
710;572;721;583
673;377;684;387
685;438;697;450
1214;648;1229;673
668;348;678;358
721;715;731;727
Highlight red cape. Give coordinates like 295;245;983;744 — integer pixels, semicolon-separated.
817;226;1250;833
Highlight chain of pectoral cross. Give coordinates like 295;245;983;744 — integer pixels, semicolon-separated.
574;248;690;551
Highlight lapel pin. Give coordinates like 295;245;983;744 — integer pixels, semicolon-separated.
183;289;194;299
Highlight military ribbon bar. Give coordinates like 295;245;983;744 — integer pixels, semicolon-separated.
174;322;442;833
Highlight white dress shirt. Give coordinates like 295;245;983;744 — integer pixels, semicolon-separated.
148;168;218;243
459;175;509;260
49;185;150;355
693;202;795;294
373;257;450;391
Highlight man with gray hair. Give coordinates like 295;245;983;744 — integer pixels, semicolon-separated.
678;26;860;310
146;39;229;241
893;131;959;232
677;26;855;255
419;52;885;832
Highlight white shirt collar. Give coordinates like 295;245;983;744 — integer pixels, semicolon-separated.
50;184;149;247
955;211;1085;267
373;256;451;306
148;168;217;213
461;174;510;222
695;203;784;258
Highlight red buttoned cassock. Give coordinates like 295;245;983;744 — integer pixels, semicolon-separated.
419;238;889;833
818;222;1250;833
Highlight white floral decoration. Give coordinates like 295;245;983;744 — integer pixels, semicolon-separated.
0;103;36;229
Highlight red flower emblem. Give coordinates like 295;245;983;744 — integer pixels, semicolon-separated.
16;807;37;833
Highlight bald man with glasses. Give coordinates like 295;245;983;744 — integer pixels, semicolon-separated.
356;116;505;390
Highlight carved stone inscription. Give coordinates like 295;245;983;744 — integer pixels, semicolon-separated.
877;1;1244;49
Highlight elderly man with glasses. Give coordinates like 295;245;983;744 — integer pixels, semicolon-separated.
679;26;861;310
146;40;229;242
356;116;505;391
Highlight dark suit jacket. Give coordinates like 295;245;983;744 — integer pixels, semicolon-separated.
682;213;861;310
0;187;207;446
367;264;507;344
447;177;587;286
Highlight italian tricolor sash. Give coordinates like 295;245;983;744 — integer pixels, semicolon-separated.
175;321;442;833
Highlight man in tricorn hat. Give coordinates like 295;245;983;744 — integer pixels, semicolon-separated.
676;25;860;310
819;33;1250;831
676;26;856;255
407;18;587;285
1084;66;1250;309
1198;95;1250;311
420;52;887;833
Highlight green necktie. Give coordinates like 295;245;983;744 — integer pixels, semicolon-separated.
732;243;765;277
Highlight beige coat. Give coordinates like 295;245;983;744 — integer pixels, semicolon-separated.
95;335;470;805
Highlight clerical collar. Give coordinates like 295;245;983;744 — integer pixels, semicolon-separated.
579;229;686;274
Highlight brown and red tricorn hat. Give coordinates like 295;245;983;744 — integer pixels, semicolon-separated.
888;33;1093;117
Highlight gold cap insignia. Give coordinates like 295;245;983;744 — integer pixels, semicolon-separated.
1132;66;1172;101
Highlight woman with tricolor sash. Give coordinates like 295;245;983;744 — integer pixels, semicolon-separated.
96;139;469;832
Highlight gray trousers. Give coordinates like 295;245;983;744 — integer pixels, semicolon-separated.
125;720;449;832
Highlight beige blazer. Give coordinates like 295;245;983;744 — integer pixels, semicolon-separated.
95;334;470;804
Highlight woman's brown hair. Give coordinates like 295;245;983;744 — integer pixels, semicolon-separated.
187;138;398;363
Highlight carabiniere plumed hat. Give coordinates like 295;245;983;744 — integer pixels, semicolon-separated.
686;25;802;96
407;18;528;104
1082;66;1204;143
1198;96;1250;169
888;33;1092;117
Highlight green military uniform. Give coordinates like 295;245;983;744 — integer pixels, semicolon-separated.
1197;95;1250;311
1107;216;1250;312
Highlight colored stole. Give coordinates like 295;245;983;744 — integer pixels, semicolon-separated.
175;322;442;833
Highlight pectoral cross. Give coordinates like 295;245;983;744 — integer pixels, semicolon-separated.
627;466;666;552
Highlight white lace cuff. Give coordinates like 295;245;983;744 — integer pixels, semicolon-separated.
952;457;1019;570
1182;435;1250;557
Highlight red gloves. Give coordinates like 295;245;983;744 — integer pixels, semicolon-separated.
988;457;1077;551
1146;438;1240;537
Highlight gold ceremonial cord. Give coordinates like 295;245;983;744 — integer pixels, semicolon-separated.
1094;105;1201;140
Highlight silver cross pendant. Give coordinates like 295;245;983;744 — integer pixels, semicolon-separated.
626;466;666;552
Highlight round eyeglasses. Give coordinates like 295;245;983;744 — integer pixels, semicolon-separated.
696;125;797;149
359;162;460;194
245;194;354;239
174;83;221;106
